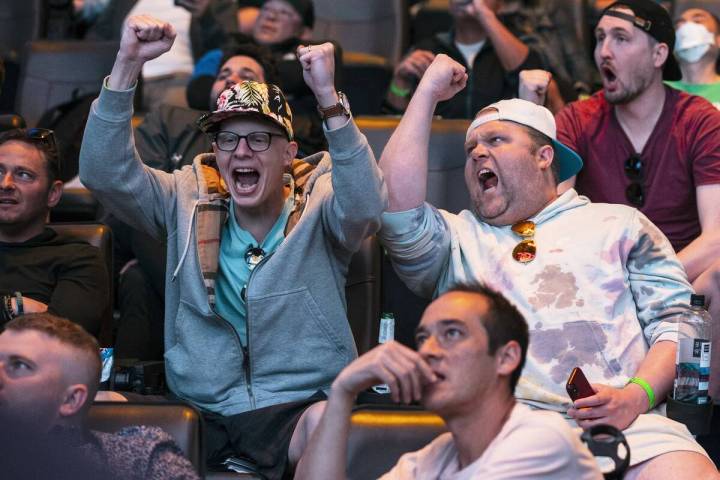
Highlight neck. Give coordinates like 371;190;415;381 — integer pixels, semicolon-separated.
613;78;666;128
444;392;516;469
233;186;289;243
680;59;720;84
0;219;46;243
454;20;487;45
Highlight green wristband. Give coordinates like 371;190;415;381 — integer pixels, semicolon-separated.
627;377;655;410
389;82;411;98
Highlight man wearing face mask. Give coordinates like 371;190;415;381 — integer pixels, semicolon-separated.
667;4;720;109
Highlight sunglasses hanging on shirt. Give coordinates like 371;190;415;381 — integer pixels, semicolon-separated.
244;245;266;271
511;220;536;264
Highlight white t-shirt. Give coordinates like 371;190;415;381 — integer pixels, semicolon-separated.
454;40;485;67
127;0;194;78
379;403;601;480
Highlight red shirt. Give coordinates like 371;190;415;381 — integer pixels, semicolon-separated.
556;87;720;251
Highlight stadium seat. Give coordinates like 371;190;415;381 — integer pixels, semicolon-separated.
49;222;114;345
312;0;409;65
342;52;393;116
87;402;205;477
51;187;102;223
15;40;118;127
346;236;382;355
0;0;43;62
347;406;446;479
357;116;471;213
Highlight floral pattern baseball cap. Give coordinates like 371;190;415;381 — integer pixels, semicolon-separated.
197;81;294;140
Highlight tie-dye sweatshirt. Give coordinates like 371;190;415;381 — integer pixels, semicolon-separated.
380;189;693;412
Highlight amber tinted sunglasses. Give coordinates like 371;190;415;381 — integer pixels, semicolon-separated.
511;220;536;264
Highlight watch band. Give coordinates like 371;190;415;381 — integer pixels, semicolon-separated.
317;92;350;120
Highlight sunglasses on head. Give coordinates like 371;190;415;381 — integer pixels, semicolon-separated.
511;220;536;264
24;128;61;177
624;154;644;207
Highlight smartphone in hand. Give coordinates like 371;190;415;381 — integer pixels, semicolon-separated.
566;367;595;401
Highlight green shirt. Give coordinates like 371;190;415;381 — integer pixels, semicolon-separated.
215;175;296;346
666;80;720;110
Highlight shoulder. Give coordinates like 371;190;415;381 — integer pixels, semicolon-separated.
670;88;720;125
558;92;610;122
500;405;585;455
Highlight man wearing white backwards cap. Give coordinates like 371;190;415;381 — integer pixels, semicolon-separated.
376;54;718;478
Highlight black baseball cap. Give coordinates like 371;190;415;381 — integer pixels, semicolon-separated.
602;0;682;80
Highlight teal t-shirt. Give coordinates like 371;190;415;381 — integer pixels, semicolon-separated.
666;80;720;110
214;177;296;346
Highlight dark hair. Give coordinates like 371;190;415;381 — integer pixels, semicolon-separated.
445;282;529;393
4;313;101;404
523;125;560;184
219;43;279;85
0;128;60;184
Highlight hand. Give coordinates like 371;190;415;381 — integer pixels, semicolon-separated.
296;42;337;106
12;296;48;315
174;0;211;16
567;383;647;431
519;70;552;106
416;54;468;103
453;0;495;24
118;15;176;66
332;341;437;404
393;50;436;87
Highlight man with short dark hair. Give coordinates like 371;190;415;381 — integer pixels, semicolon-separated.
296;285;602;479
0;313;199;479
80;15;386;477
0;128;108;335
385;0;543;118
376;53;718;477
520;0;720;397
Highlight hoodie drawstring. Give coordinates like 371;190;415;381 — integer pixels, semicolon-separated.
172;201;198;281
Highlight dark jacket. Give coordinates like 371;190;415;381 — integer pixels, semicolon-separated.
413;30;544;119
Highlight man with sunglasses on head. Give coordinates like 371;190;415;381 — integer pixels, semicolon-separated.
80;14;386;478
519;0;720;397
0;128;109;337
376;52;718;478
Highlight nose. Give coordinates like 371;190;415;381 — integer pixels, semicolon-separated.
470;143;489;163
0;172;14;190
232;136;254;157
597;37;612;60
418;334;442;360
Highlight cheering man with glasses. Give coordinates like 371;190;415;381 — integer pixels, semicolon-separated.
376;52;717;477
80;14;386;478
0;128;109;336
519;0;720;397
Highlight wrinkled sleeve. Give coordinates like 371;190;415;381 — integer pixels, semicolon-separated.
379;204;451;299
626;210;694;344
321;118;388;253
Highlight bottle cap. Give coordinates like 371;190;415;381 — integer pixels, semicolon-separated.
690;294;706;307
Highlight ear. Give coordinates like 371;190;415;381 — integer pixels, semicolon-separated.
653;42;670;70
58;384;89;417
495;340;522;379
46;180;63;209
284;140;298;168
535;144;555;173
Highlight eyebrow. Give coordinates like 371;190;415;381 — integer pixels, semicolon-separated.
415;319;466;336
596;25;634;36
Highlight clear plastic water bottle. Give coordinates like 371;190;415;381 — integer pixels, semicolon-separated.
673;295;712;404
372;313;395;395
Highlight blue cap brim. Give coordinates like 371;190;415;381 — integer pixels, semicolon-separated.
552;140;583;182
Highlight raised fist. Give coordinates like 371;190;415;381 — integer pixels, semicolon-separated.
519;69;552;106
416;54;468;103
119;15;176;65
296;42;337;105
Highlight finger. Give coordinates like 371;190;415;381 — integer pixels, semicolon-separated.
572;392;607;409
572;406;606;420
384;351;422;404
577;416;610;430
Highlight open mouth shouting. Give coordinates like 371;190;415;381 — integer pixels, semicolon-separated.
478;168;499;192
600;63;619;92
232;167;260;194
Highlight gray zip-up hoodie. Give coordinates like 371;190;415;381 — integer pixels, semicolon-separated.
80;82;387;415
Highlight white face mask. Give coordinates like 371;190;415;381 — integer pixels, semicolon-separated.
675;21;715;63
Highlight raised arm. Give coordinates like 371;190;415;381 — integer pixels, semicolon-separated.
379;55;467;212
80;16;182;239
297;42;388;251
294;342;436;480
464;0;529;72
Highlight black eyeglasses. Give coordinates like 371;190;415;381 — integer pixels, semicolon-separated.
213;131;282;152
624;154;644;207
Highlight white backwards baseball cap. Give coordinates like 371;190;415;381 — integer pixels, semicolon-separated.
466;99;583;182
